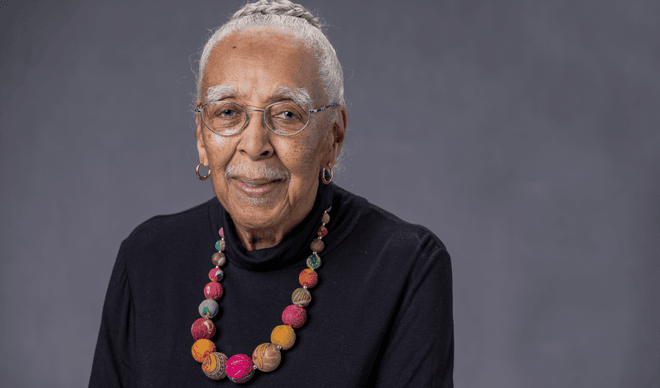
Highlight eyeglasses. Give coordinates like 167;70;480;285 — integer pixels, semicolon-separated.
195;101;338;136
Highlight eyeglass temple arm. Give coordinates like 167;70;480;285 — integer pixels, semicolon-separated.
310;103;339;114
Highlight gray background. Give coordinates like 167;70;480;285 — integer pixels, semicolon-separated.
1;0;658;387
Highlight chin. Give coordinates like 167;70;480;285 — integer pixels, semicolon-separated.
224;183;289;227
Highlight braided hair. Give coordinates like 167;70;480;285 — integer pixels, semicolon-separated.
231;0;323;29
196;0;344;107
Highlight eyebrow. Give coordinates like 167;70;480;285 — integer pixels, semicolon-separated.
205;85;313;107
205;85;239;103
272;86;313;107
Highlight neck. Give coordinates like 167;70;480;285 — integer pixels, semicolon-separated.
235;227;287;251
233;180;321;251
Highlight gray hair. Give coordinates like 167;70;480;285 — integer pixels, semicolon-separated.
196;0;345;107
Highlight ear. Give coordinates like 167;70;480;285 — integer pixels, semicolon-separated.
195;99;209;166
325;106;347;167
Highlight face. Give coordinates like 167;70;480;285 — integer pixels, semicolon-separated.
196;28;347;233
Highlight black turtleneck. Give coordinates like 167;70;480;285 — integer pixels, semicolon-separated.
90;182;453;387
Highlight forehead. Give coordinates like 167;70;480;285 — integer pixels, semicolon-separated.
201;28;322;102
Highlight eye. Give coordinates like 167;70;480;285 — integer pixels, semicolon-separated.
277;110;297;120
217;108;237;118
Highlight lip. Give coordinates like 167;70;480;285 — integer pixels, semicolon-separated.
231;177;284;195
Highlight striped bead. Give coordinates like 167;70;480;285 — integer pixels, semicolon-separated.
202;352;228;380
292;287;312;307
252;343;281;372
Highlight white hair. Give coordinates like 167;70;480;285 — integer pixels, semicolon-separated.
195;0;345;107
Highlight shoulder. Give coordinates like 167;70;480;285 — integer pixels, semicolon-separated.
332;185;449;261
121;199;215;255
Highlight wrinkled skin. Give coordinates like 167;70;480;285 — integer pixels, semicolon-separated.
196;28;347;250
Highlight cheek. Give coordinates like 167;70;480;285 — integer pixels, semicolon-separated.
274;135;323;175
205;132;233;167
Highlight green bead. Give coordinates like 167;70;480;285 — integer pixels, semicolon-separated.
306;253;321;270
215;240;225;251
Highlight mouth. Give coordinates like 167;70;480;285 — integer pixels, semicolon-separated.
232;177;285;195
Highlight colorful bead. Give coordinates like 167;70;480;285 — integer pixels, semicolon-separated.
192;339;216;363
310;239;325;252
227;354;255;383
215;240;225;251
292;287;312;307
218;228;224;238
271;325;296;350
204;282;223;300
299;268;319;288
282;304;307;328
191;318;216;340
209;268;224;282
306;253;322;270
322;212;330;224
212;251;226;266
317;225;328;237
202;352;228;380
199;299;219;319
252;343;281;372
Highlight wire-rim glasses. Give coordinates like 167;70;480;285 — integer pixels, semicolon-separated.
195;101;338;137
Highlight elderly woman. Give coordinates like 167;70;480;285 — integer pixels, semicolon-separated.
90;0;453;386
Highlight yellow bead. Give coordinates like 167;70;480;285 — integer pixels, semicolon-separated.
270;325;296;350
192;339;216;363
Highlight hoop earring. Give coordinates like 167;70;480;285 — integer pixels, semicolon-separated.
321;165;333;185
196;162;211;181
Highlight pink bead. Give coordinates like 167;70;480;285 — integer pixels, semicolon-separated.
226;354;255;383
191;318;216;340
204;282;223;299
209;268;223;282
282;304;307;328
218;228;224;238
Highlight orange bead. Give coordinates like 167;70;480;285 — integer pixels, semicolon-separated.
322;212;330;224
192;339;217;363
299;269;318;288
271;325;296;350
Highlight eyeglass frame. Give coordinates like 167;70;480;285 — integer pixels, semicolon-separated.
194;100;339;137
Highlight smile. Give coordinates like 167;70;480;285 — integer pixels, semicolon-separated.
232;177;284;195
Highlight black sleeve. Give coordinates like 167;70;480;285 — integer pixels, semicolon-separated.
89;242;134;387
373;246;454;387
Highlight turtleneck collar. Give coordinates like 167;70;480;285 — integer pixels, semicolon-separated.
208;179;334;272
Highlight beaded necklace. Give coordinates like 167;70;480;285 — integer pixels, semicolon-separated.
190;207;331;382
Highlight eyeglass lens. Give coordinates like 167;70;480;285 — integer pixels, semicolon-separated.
202;101;310;135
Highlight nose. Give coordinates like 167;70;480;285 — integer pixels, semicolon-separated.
236;111;274;160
